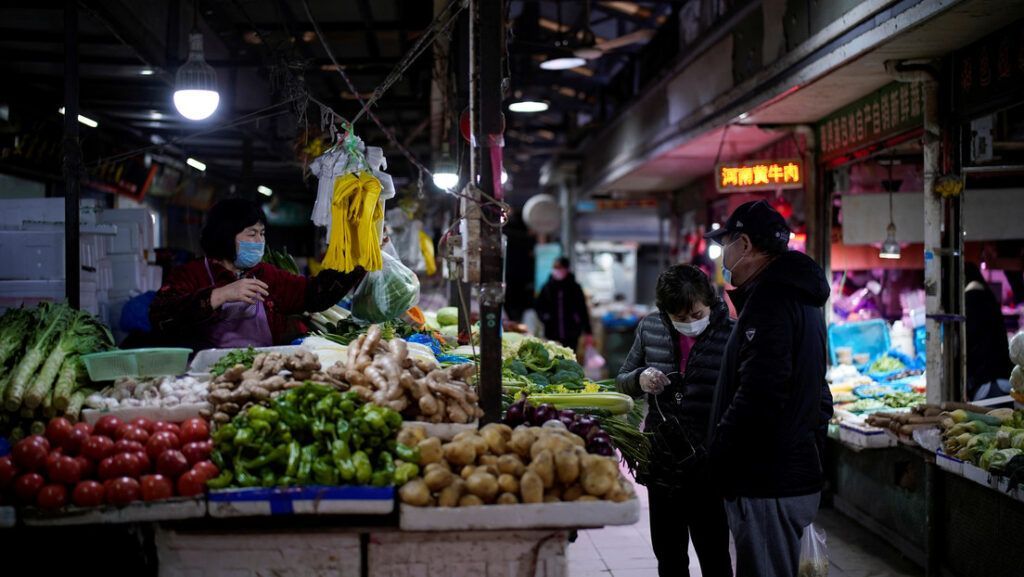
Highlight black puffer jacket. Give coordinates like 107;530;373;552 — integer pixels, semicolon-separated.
708;251;834;499
617;301;733;484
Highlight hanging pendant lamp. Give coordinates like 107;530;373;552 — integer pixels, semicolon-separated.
174;31;220;121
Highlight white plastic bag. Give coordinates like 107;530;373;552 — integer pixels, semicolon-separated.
350;251;420;323
583;344;605;381
798;523;829;577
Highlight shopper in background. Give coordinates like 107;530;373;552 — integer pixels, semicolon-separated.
535;257;593;350
616;264;733;577
704;200;833;577
150;198;365;350
964;262;1013;400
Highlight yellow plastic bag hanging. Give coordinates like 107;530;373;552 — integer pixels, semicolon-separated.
418;230;436;276
323;172;384;273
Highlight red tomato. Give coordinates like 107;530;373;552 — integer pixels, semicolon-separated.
36;484;68;510
153;421;182;437
113;439;145;455
45;449;63;472
106;477;141;506
82;435;115;461
97;456;117;480
176;469;206;497
111;452;145;478
140;474;174;502
131;418;155;433
13;437;50;471
72;480;105;507
132;451;152;475
179;418;210;445
74;456;94;480
180;442;212;466
94;415;123;439
14;473;45;502
47;455;82;485
116;425;150;445
60;427;90;455
0;456;18;490
146;431;181;460
73;422;93;436
156;450;189;479
45;418;74;446
192;461;219;481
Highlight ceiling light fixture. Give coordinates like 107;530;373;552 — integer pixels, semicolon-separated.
508;100;549;113
57;107;98;128
879;156;901;260
139;68;156;76
257;185;273;197
173;24;220;121
186;157;206;171
540;56;587;71
432;155;459;191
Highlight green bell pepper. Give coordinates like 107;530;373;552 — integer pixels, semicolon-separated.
395;443;420;464
248;405;280;425
352;451;372;484
206;470;234;489
393;462;419;485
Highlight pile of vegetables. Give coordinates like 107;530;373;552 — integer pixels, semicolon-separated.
342;325;483;424
867;354;905;375
866;404;944;439
0;304;114;435
940;407;1024;472
204;350;338;424
502;337;587;393
208;383;418;488
398;423;634;508
0;415;215;511
209;347;259;378
1009;332;1024;404
85;375;208;411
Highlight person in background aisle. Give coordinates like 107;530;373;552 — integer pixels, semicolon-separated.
535;257;594;350
964;262;1013;400
616;264;734;577
704;200;833;577
150;198;366;350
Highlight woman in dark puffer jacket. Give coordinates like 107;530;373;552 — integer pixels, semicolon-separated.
617;264;733;577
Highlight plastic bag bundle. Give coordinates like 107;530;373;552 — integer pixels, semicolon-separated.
323;172;384;273
798;523;829;577
350;251;420;323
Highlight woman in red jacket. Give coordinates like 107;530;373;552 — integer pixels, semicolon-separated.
150;198;364;350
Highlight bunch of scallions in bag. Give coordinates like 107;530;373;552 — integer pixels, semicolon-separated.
0;303;114;436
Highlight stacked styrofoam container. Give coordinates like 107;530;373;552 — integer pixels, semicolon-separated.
0;198;109;315
97;208;160;343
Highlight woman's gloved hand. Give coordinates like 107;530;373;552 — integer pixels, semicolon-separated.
640;367;670;394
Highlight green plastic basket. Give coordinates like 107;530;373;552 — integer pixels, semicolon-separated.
82;348;192;381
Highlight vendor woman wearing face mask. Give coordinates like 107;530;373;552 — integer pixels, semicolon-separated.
150;198;366;350
616;264;734;577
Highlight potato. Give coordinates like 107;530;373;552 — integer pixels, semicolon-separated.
418;437;443;465
520;471;544;504
424;468;455;492
465;471;500;502
581;457;618;497
458;494;485;507
607;483;633;503
577;495;599;502
424;461;450;475
530;434;574;460
480;426;507;455
478;454;499;467
497;473;520;494
481;464;500;478
443;440;476;466
544;487;561;501
496;454;526;477
555;449;580;485
454;431;489;457
496;492;519;505
528;449;555;489
562;484;584;502
509;428;537;458
438;479;465;507
398;479;431;507
397;425;427;448
481;422;513;441
460;465;477;480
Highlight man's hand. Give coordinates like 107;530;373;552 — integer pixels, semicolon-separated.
211;278;270;308
639;367;669;395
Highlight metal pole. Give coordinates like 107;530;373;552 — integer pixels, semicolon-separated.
475;0;505;424
922;79;944;404
63;0;81;309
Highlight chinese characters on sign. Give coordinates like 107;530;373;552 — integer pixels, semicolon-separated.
818;82;924;161
954;19;1024;117
716;160;802;192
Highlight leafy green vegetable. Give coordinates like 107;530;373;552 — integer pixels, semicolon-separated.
4;303;74;411
211;347;259;377
350;253;420;323
263;246;300;275
27;309;114;409
868;355;905;374
0;307;33;368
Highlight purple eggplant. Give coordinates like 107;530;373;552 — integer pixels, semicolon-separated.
588;431;613;447
572;416;598;439
523;402;536;424
589;436;615;456
533;403;557;425
504;401;525;426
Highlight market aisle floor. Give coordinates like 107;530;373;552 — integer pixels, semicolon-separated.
568;478;924;577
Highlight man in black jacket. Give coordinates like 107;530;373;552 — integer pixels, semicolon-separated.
705;200;833;577
535;257;593;349
617;264;733;577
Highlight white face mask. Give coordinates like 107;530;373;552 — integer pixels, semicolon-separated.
672;316;710;337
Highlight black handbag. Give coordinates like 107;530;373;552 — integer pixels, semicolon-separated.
648;373;704;473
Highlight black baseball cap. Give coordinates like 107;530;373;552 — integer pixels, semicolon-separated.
704;200;791;245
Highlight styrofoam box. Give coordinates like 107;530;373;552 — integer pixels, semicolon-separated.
108;254;146;292
399;495;642;531
839;422;898;449
22;497;205;526
0;198;99;228
106;221;142;255
189;345;301;374
208;486;394;518
146;264;163;292
0;230;64;280
18;222;117;271
935;449;965;476
0;280;98;314
962;462;992;488
99;208;154;251
82;403;212;425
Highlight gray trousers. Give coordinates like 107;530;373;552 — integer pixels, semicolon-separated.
724;492;820;577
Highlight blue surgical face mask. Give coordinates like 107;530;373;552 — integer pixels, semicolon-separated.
722;237;745;286
235;241;265;269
